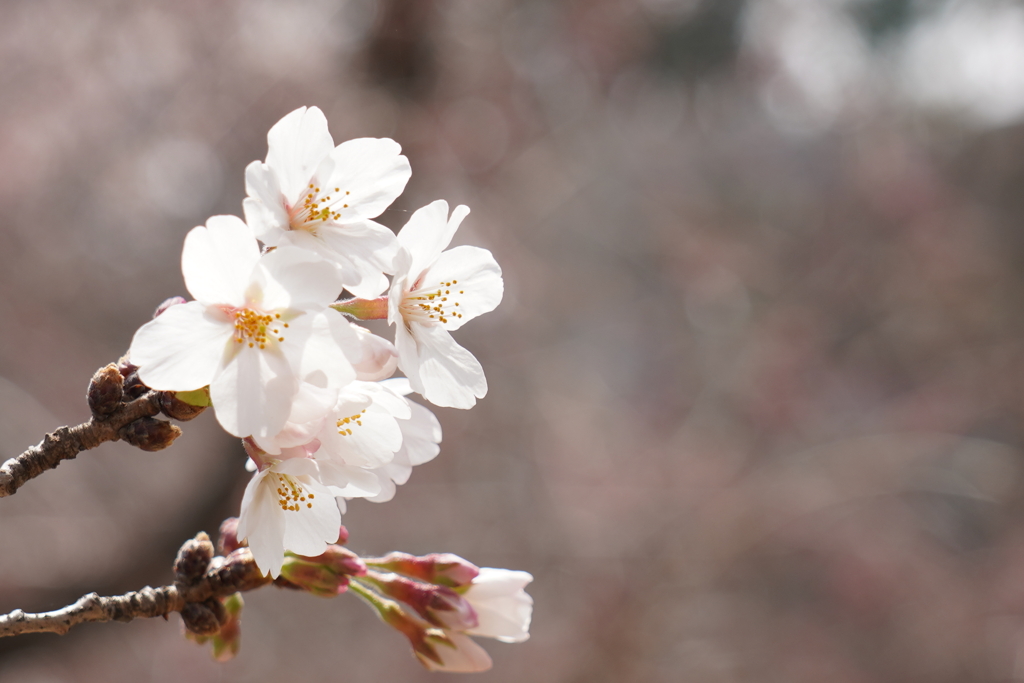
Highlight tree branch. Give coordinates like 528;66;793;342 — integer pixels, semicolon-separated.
0;386;167;498
0;545;270;638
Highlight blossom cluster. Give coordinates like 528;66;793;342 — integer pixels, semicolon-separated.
126;108;519;611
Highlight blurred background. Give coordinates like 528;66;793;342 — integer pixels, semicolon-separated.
3;0;1024;680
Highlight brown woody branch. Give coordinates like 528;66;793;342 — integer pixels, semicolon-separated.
0;541;270;639
0;362;193;498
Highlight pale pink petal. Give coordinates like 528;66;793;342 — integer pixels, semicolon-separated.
238;470;286;576
209;345;296;438
420;246;503;331
243;161;290;242
321;137;411;221
257;248;345;310
353;326;399;381
317;219;398;297
318;396;402;468
131;301;232;391
400;400;442;466
396;201;469;280
466;569;534;643
422;633;493;673
181;216;260;306
319;459;382;498
399;324;487;409
265;106;334;204
274;459;341;561
287;311;359;390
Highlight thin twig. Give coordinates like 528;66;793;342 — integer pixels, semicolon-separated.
0;548;270;638
0;390;163;498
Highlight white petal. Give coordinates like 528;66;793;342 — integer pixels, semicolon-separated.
400;400;442;466
243;161;290;242
466;569;534;643
318;396;402;468
353;327;399;381
396;201;469;280
182;216;261;306
399;324;487;409
317;219;398;297
319;460;382;498
209;345;296;438
288;311;360;389
238;470;286;577
321;137;411;220
420;246;503;331
265;106;334;204
131;301;233;391
257;248;344;310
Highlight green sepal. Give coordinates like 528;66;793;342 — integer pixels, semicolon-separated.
176;387;211;407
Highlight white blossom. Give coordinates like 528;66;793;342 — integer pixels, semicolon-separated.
243;106;411;298
129;215;361;438
388;200;503;409
463;568;534;643
237;456;341;578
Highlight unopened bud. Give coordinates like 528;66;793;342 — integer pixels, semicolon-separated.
218;517;245;555
212;593;244;661
160;391;206;421
121;369;149;399
87;364;124;417
119;417;181;451
304;545;367;577
368;552;479;588
154;296;187;318
203;597;228;627
181;602;220;636
280;557;351;598
174;532;214;585
336;525;349;546
279;546;366;598
365;571;478;630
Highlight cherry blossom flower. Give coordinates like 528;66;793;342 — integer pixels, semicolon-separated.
463;568;534;643
237;455;341;578
360;378;442;503
128;214;360;438
388;200;503;409
243;106;411;298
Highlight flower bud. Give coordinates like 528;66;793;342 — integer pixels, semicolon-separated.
212;593;244;661
280;557;351;598
87;363;124;417
279;546;367;598
218;517;245;555
154;296;187;318
369;594;491;673
336;525;349;546
119;416;181;451
121;369;149;399
181;602;220;636
174;531;214;585
182;593;244;661
365;571;478;630
160;391;206;421
367;552;479;588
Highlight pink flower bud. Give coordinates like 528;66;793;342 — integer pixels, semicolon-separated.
280;557;351;598
279;547;366;598
218;517;245;555
153;296;187;318
365;571;478;631
336;525;349;545
368;552;480;588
